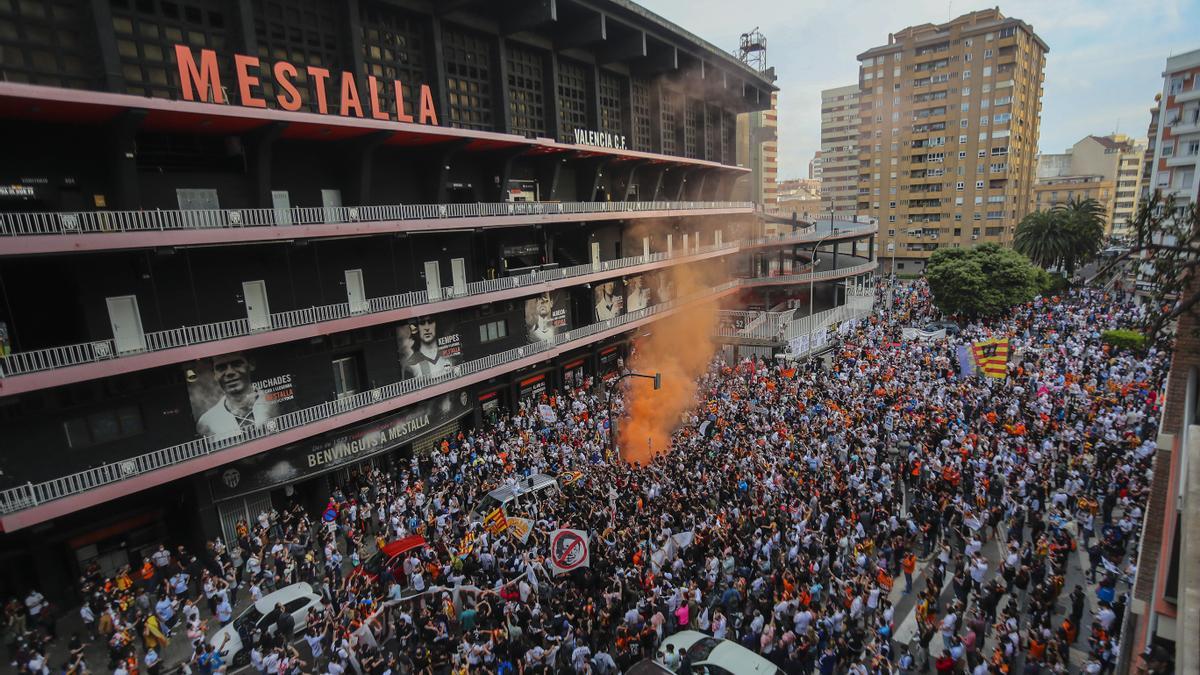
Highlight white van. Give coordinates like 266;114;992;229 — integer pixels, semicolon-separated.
469;473;559;522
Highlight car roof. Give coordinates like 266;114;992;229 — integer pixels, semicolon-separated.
381;534;427;558
253;582;314;614
481;473;558;504
661;631;780;674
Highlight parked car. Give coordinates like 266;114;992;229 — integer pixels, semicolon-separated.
350;534;428;586
922;320;961;335
211;582;321;665
643;631;784;674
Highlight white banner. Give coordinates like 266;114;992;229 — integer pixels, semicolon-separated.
901;327;946;341
812;328;827;349
537;403;557;424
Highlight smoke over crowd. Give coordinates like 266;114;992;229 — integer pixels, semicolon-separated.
617;258;725;464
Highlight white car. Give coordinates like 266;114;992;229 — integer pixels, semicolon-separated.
211;582;322;665
636;631;783;675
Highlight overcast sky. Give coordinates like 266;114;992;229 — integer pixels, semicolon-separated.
637;0;1200;180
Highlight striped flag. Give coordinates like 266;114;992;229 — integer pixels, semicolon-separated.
971;338;1010;379
483;508;508;536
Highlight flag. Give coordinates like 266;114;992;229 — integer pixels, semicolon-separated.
483;508;508;536
956;345;976;379
971;338;1010;378
506;517;533;544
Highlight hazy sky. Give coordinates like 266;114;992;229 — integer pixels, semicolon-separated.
637;0;1200;179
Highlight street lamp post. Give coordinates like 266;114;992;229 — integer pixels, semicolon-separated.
605;370;662;461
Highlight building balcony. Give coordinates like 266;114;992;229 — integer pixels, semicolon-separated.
0;220;877;394
1165;153;1200;168
0;243;734;393
0;281;746;529
0;200;754;256
1174;86;1200;104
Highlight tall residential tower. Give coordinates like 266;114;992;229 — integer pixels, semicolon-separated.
820;84;860;217
856;8;1047;273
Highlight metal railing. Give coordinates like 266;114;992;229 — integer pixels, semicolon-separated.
739;259;879;286
713;292;875;342
0;241;738;378
0;283;740;515
0;200;753;237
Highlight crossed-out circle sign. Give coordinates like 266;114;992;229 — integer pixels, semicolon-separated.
550;529;589;573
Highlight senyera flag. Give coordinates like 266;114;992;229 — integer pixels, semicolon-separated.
483;508;508;536
971;338;1010;379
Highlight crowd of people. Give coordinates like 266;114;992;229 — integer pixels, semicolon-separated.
3;278;1170;675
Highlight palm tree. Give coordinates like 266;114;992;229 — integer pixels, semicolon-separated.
1053;196;1106;275
1014;209;1069;270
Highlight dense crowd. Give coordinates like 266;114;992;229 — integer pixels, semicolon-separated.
3;278;1169;675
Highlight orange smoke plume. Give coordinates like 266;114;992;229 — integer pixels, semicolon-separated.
618;261;724;463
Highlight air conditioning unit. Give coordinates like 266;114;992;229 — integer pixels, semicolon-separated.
971;234;979;240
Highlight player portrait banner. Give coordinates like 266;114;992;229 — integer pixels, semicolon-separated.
971;338;1010;379
524;290;569;344
185;349;297;439
624;274;651;312
548;528;590;575
648;270;675;304
506;517;533;544
398;311;462;379
593;280;625;321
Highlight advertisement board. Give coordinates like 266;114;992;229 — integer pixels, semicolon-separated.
185;350;298;439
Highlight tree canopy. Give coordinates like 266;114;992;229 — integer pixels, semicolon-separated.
1013;196;1106;276
925;243;1048;318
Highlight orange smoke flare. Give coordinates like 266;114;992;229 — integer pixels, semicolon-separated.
618;261;724;463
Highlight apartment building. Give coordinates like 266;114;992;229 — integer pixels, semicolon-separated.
738;91;780;208
856;8;1047;274
1128;47;1200;675
0;0;798;598
809;151;823;180
820;84;860;217
1032;134;1145;237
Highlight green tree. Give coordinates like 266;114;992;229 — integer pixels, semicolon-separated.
1092;191;1200;341
1013;209;1069;270
925;243;1046;318
1055;196;1106;275
1013;197;1106;276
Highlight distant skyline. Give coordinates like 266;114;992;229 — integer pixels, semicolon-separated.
637;0;1200;180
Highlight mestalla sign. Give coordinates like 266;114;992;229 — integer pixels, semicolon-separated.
173;44;440;125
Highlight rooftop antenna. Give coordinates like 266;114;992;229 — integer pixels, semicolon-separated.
737;27;768;72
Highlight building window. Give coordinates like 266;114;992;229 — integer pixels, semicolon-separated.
660;90;679;155
331;355;362;399
63;404;144;449
631;77;654;152
599;70;625;137
479;319;508;343
0;0;101;88
113;0;231;99
444;26;494;131
557;58;590;139
361;4;426;119
684;98;704;159
507;44;545;137
956;181;965;190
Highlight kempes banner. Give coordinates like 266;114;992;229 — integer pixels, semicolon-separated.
524;290;569;343
208;391;471;500
548;528;590;575
398;311;462;379
186;349;298;439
